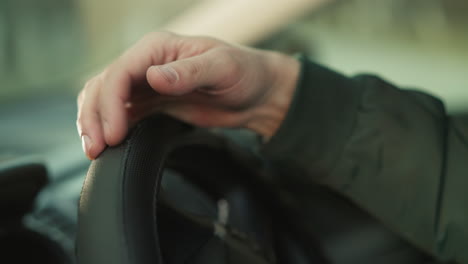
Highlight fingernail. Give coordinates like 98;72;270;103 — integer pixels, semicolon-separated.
157;65;179;84
81;135;92;155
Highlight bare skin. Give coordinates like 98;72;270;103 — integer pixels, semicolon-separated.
77;32;300;160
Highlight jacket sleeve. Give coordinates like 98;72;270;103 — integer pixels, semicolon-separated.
261;56;468;263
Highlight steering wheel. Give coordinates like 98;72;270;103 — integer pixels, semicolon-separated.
77;114;434;264
76;114;290;264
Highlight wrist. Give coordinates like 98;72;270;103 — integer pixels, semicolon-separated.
245;51;300;141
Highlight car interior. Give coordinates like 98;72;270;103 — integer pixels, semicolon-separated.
1;0;467;263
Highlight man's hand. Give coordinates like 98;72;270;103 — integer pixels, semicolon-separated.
77;32;300;159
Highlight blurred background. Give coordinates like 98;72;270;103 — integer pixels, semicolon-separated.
2;0;468;156
0;1;467;263
1;0;468;108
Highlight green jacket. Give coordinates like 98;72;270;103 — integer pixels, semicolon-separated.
262;56;468;263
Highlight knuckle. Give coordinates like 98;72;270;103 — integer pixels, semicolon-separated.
76;117;83;129
76;116;85;134
227;58;242;77
76;114;87;127
99;68;111;82
83;74;99;88
219;49;242;76
83;80;92;89
185;60;203;77
81;75;99;96
77;89;85;104
76;111;99;136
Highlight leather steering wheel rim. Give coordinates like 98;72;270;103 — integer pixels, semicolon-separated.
76;114;226;264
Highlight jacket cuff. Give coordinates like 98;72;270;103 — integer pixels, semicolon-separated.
261;56;364;181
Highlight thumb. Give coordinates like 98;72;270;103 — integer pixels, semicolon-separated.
146;52;232;96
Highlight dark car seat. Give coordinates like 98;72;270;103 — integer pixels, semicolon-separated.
0;158;69;264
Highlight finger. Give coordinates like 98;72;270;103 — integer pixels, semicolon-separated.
97;33;177;146
162;103;245;128
127;95;176;122
97;70;132;146
76;78;107;160
146;49;239;96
